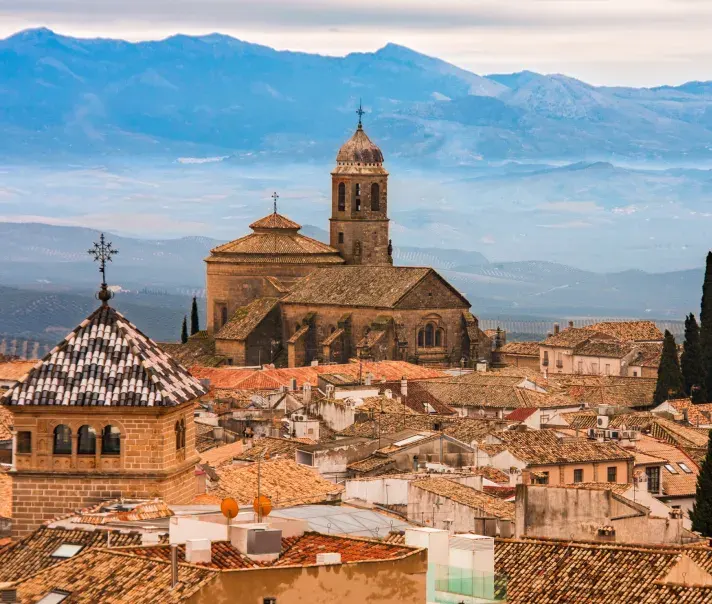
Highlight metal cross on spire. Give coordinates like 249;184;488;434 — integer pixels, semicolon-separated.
88;233;118;305
272;191;279;214
356;99;365;129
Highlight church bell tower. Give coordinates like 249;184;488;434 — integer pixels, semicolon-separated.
330;105;391;265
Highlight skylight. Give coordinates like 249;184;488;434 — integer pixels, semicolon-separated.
664;464;678;474
37;591;71;604
50;544;84;559
678;463;693;474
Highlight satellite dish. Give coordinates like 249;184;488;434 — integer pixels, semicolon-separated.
253;495;272;517
220;497;239;520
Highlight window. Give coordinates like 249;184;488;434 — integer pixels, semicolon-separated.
51;544;84;559
425;323;434;347
607;466;617;482
678;462;693;474
542;351;549;366
53;425;72;455
435;329;443;347
591;363;599;374
17;431;31;454
176;419;186;450
577;361;583;374
37;592;71;604
633;370;638;377
555;353;563;369
541;415;550;426
221;305;228;327
371;183;380;211
605;364;611;375
418;330;424;347
264;598;277;604
355;197;361;211
77;425;96;455
536;471;549;485
355;183;361;197
573;468;584;483
337;182;345;211
665;463;678;474
101;425;121;455
646;466;661;493
338;232;344;244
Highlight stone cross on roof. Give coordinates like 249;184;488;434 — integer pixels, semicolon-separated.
272;191;279;214
356;100;365;129
88;233;118;305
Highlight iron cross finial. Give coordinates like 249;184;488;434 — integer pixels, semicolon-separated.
356;100;365;129
88;233;118;305
272;191;279;214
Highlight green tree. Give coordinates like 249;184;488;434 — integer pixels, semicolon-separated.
653;330;684;405
190;296;200;335
700;252;712;399
691;430;712;536
681;313;707;402
181;315;188;344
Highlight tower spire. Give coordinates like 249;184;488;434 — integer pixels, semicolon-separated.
356;99;365;130
272;191;279;214
88;233;118;305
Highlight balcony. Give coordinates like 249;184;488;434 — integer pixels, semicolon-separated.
432;565;507;603
555;360;563;369
541;359;549;367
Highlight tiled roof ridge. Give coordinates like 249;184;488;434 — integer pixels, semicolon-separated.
497;535;712;554
249;212;301;230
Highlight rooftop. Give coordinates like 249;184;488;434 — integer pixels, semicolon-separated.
412;478;515;520
233;436;304;463
336;125;384;165
0;467;10;519
0;360;36;382
1;305;207;407
198;440;245;468
635;434;700;497
500;341;540;357
214;297;280;341
586;320;664;342
542;327;613;348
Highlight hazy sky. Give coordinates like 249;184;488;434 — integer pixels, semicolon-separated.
1;0;711;86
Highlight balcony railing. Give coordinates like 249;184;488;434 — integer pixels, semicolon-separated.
555;360;563;368
432;564;507;602
542;359;549;366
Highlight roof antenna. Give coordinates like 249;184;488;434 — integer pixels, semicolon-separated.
356;100;365;130
88;233;118;306
272;191;279;214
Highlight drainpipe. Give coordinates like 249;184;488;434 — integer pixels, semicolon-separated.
171;544;179;588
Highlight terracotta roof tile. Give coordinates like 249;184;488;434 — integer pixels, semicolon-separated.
249;212;301;230
472;466;510;484
505;407;539;422
500;341;540;356
0;360;36;381
235;437;302;462
635;434;700;497
213;458;343;507
586;320;664;342
574;339;635;359
412;478;515;520
0;405;12;440
1;306;207;407
0;526;146;582
215;297;279;341
336;126;384;164
199;440;245;468
665;399;712;427
13;548;217;603
0;467;11;519
347;454;395;473
542;327;612;348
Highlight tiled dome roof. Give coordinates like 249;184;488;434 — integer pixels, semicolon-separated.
336;126;384;165
249;213;301;231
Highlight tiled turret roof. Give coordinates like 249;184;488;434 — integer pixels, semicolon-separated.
1;305;207;407
336;126;384;164
249;212;301;230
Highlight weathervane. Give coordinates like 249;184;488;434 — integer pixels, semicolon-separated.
88;233;118;305
356;99;365;129
272;191;279;214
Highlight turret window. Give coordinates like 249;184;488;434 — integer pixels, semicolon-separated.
176;419;186;450
102;425;121;455
77;425;97;455
53;425;72;455
338;232;344;244
338;183;345;211
371;183;380;211
354;183;361;211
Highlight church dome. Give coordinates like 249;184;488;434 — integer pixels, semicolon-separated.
336;125;384;165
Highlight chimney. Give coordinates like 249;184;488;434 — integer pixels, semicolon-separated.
553;323;560;335
212;426;224;441
302;382;312;404
185;539;212;564
401;377;408;398
384;389;393;399
311;359;319;367
365;372;373;386
325;384;335;399
231;524;283;563
289;378;298;391
568;320;574;328
170;544;179;589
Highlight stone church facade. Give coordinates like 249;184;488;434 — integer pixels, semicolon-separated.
203;120;491;368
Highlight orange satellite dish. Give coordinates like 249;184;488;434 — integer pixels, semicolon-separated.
220;497;239;520
253;495;272;517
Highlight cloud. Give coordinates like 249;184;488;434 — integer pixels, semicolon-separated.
537;220;592;229
480;235;496;245
537;201;603;214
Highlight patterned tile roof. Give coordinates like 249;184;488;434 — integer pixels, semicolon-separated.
283;266;469;308
412;478;515;520
500;341;540;356
215;297;279;341
0;360;36;381
495;538;712;603
12;549;217;603
0;467;11;519
586;320;664;342
337;125;384;164
0;526;146;582
191;361;446;390
213;458;344;507
1;305;207;407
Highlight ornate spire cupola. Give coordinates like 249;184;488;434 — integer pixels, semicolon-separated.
88;233;118;305
330;101;391;266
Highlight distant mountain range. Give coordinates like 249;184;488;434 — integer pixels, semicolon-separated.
2;28;712;164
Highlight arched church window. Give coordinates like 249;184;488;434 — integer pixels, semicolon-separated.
354;183;361;211
77;425;96;455
53;425;72;455
425;324;434;347
221;306;228;327
102;425;121;455
176;419;186;450
371;183;380;211
338;183;345;211
418;330;425;347
435;329;443;347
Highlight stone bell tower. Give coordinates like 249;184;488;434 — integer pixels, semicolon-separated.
330;105;392;266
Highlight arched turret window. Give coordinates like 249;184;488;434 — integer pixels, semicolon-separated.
102;425;121;455
77;425;96;455
175;419;186;450
338;183;346;211
371;183;380;211
53;425;72;455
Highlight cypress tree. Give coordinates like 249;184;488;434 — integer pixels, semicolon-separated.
691;430;712;536
181;315;188;344
700;252;712;399
653;330;684;405
681;313;707;402
190;296;200;335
